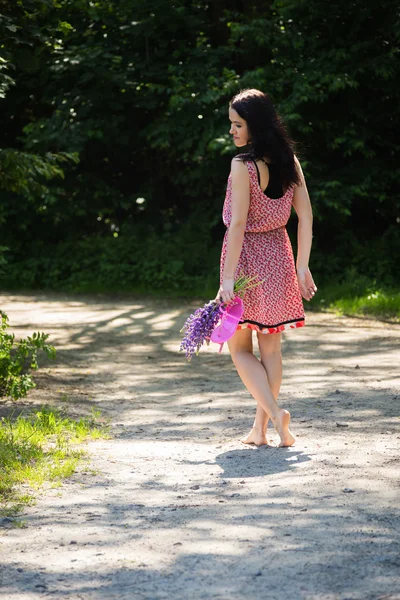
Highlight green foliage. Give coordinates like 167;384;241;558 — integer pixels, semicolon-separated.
0;311;56;400
312;271;400;320
0;149;78;200
311;267;400;320
0;0;398;297
0;405;110;506
0;211;221;295
0;246;8;274
329;289;400;320
0;0;79;231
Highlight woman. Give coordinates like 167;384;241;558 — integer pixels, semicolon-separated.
216;88;317;448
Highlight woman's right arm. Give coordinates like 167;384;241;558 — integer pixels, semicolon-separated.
216;158;250;304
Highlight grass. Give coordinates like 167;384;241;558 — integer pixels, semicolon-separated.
325;290;400;319
311;278;400;321
0;405;110;521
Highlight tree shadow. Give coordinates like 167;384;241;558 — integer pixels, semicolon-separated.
0;293;399;598
0;291;398;436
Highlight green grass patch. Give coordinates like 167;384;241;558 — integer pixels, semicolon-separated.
0;405;110;518
311;277;400;320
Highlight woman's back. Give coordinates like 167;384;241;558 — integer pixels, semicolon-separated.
222;159;295;234
253;158;285;199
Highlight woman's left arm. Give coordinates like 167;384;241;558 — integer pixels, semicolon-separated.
217;158;250;304
292;156;318;301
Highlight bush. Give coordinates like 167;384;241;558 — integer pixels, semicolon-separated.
0;311;56;400
0;211;222;296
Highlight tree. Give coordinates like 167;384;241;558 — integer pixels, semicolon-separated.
0;0;398;291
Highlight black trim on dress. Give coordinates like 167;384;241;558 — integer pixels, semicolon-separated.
239;317;305;329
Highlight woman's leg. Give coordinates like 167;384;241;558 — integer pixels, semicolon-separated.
227;328;294;447
242;332;283;445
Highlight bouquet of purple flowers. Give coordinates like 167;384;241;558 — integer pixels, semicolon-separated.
179;274;262;362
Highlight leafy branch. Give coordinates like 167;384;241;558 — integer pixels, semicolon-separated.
0;311;56;401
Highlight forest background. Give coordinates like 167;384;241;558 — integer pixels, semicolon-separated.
0;0;399;316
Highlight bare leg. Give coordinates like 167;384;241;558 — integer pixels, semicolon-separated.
242;332;283;445
227;328;295;447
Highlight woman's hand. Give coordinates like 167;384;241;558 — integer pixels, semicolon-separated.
297;267;317;301
215;278;235;305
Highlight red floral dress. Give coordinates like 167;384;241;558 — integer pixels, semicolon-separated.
219;159;305;334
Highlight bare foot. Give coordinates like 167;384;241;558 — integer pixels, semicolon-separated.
273;409;295;447
240;428;268;447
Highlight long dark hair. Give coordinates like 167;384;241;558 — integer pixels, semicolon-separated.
229;88;301;190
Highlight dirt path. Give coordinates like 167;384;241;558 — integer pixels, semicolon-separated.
0;292;399;600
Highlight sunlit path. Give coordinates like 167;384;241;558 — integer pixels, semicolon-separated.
0;293;399;600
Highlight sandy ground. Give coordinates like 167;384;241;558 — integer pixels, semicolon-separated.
0;292;399;600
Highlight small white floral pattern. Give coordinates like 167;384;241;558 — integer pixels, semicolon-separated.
220;159;305;334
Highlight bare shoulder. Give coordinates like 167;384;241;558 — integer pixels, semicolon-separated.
231;157;249;177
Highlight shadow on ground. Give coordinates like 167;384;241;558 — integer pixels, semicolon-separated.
0;292;399;600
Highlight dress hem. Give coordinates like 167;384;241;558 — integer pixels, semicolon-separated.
237;318;305;334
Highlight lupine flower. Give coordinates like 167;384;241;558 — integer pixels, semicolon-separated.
179;273;264;362
179;300;222;362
